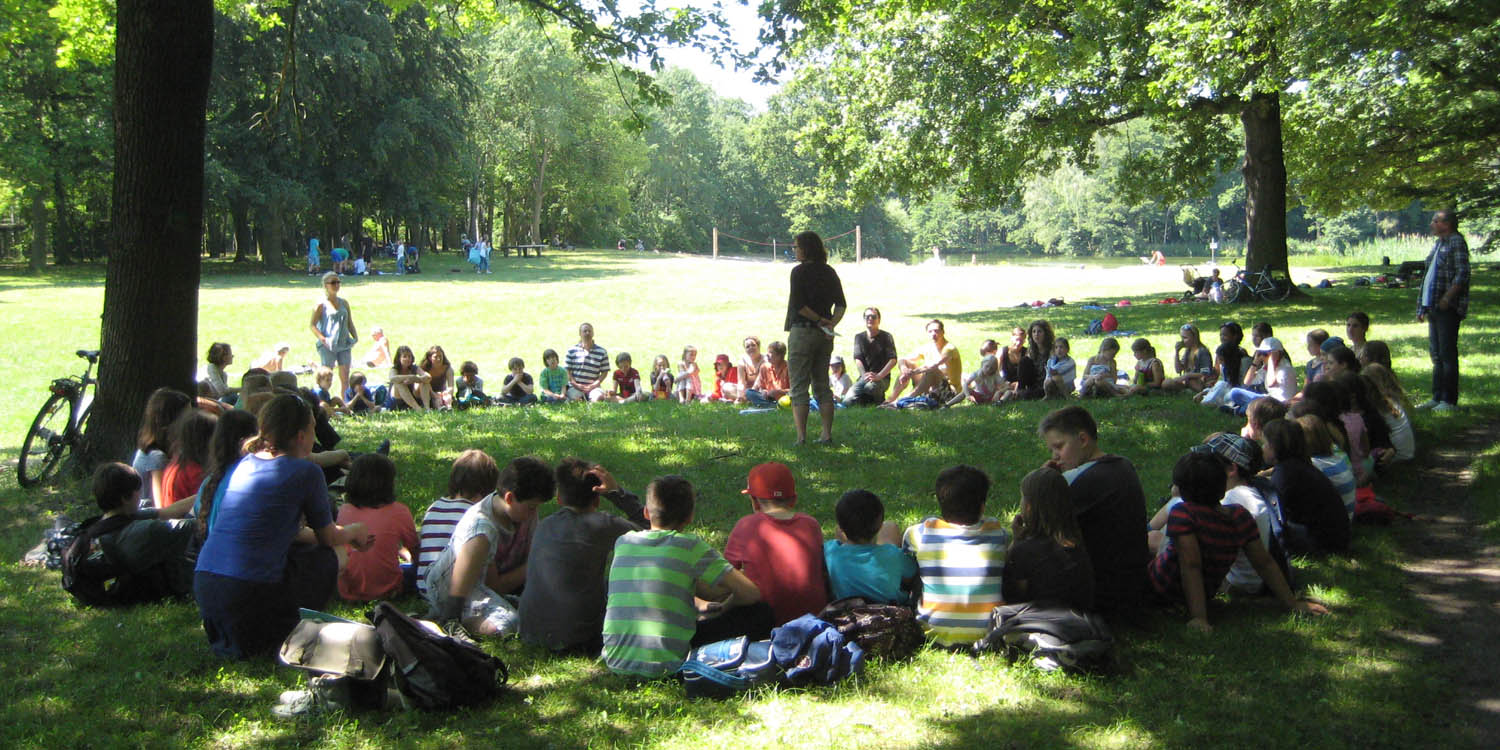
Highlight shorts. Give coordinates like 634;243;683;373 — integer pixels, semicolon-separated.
466;588;521;635
316;341;352;368
787;326;834;407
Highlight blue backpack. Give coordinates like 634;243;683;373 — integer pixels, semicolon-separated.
680;615;865;698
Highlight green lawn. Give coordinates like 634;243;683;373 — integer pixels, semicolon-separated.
0;249;1495;748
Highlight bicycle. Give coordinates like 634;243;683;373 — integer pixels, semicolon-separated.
1223;266;1292;303
18;349;99;488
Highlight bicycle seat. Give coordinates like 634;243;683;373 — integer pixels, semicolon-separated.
76;349;100;362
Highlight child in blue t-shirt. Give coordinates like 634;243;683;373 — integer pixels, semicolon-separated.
824;489;916;604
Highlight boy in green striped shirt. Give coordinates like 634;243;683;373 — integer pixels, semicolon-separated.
602;475;767;677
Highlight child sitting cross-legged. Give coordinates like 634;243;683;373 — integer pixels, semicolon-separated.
602;475;771;678
902;465;1011;647
423;456;554;638
519;458;647;654
1147;450;1328;632
337;453;419;601
725;463;830;625
605;352;649;403
824;489;916;604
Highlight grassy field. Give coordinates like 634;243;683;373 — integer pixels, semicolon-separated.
0;248;1496;748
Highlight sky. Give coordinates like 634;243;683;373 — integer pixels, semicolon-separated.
644;1;783;111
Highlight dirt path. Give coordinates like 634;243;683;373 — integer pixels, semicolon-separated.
1392;421;1500;747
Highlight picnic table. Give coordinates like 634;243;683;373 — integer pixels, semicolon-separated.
501;244;546;257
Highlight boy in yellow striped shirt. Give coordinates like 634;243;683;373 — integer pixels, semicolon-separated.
901;465;1010;647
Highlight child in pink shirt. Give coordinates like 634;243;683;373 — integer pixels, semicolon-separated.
337;453;419;601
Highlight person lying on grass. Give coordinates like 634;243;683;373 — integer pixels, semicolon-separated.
1147;450;1329;633
423;456;554;638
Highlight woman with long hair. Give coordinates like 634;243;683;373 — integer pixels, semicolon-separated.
193;394;372;659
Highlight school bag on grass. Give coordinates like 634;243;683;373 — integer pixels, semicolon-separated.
679;614;866;699
972;602;1115;674
817;597;925;661
369;602;509;710
61;515;185;608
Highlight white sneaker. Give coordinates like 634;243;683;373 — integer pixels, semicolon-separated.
1432;401;1456;412
1415;399;1440;410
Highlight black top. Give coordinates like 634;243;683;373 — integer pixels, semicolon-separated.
1067;455;1151;613
1272;458;1351;554
1003;537;1095;611
502;372;535;399
785;262;846;331
852;330;898;377
1000;346;1038;389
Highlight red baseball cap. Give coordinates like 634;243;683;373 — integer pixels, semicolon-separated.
743;462;796;501
714;353;731;366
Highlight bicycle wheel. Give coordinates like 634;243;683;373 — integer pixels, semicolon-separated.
1265;274;1293;301
17;392;73;488
1222;279;1245;303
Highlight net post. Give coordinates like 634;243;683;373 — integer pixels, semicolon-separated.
713;227;718;259
855;225;862;262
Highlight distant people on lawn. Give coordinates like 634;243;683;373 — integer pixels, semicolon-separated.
1416;209;1469;411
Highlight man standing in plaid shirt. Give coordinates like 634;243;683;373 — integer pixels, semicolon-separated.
1416;209;1470;411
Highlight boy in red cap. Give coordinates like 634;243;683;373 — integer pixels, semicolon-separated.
724;462;829;625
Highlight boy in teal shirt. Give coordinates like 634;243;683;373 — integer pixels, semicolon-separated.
824;489;916;604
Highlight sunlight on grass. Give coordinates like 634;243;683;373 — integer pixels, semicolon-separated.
0;252;1496;748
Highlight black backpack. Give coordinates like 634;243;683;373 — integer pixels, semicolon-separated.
61;515;134;607
368;602;508;711
972;602;1116;674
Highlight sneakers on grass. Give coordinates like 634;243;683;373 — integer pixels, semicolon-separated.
1415;399;1440;410
1432;402;1457;412
272;675;349;719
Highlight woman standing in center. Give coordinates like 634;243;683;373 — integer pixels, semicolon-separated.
785;231;846;445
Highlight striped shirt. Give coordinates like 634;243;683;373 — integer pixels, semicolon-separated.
565;343;609;386
902;517;1009;647
1311;452;1357;521
1148;502;1258;601
415;497;474;595
602;530;731;677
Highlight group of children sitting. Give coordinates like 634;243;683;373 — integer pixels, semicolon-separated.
290;401;1343;685
84;346;1393;691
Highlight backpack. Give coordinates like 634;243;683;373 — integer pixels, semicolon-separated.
972;602;1115;674
1101;312;1119;331
817;597;925;661
679;615;866;699
61;514;136;608
368;602;508;711
1084;319;1104;335
1354;495;1414;525
1250;477;1295;589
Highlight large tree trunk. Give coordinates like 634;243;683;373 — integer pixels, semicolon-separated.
29;190;47;273
1241;92;1289;276
230;199;252;263
81;0;214;468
